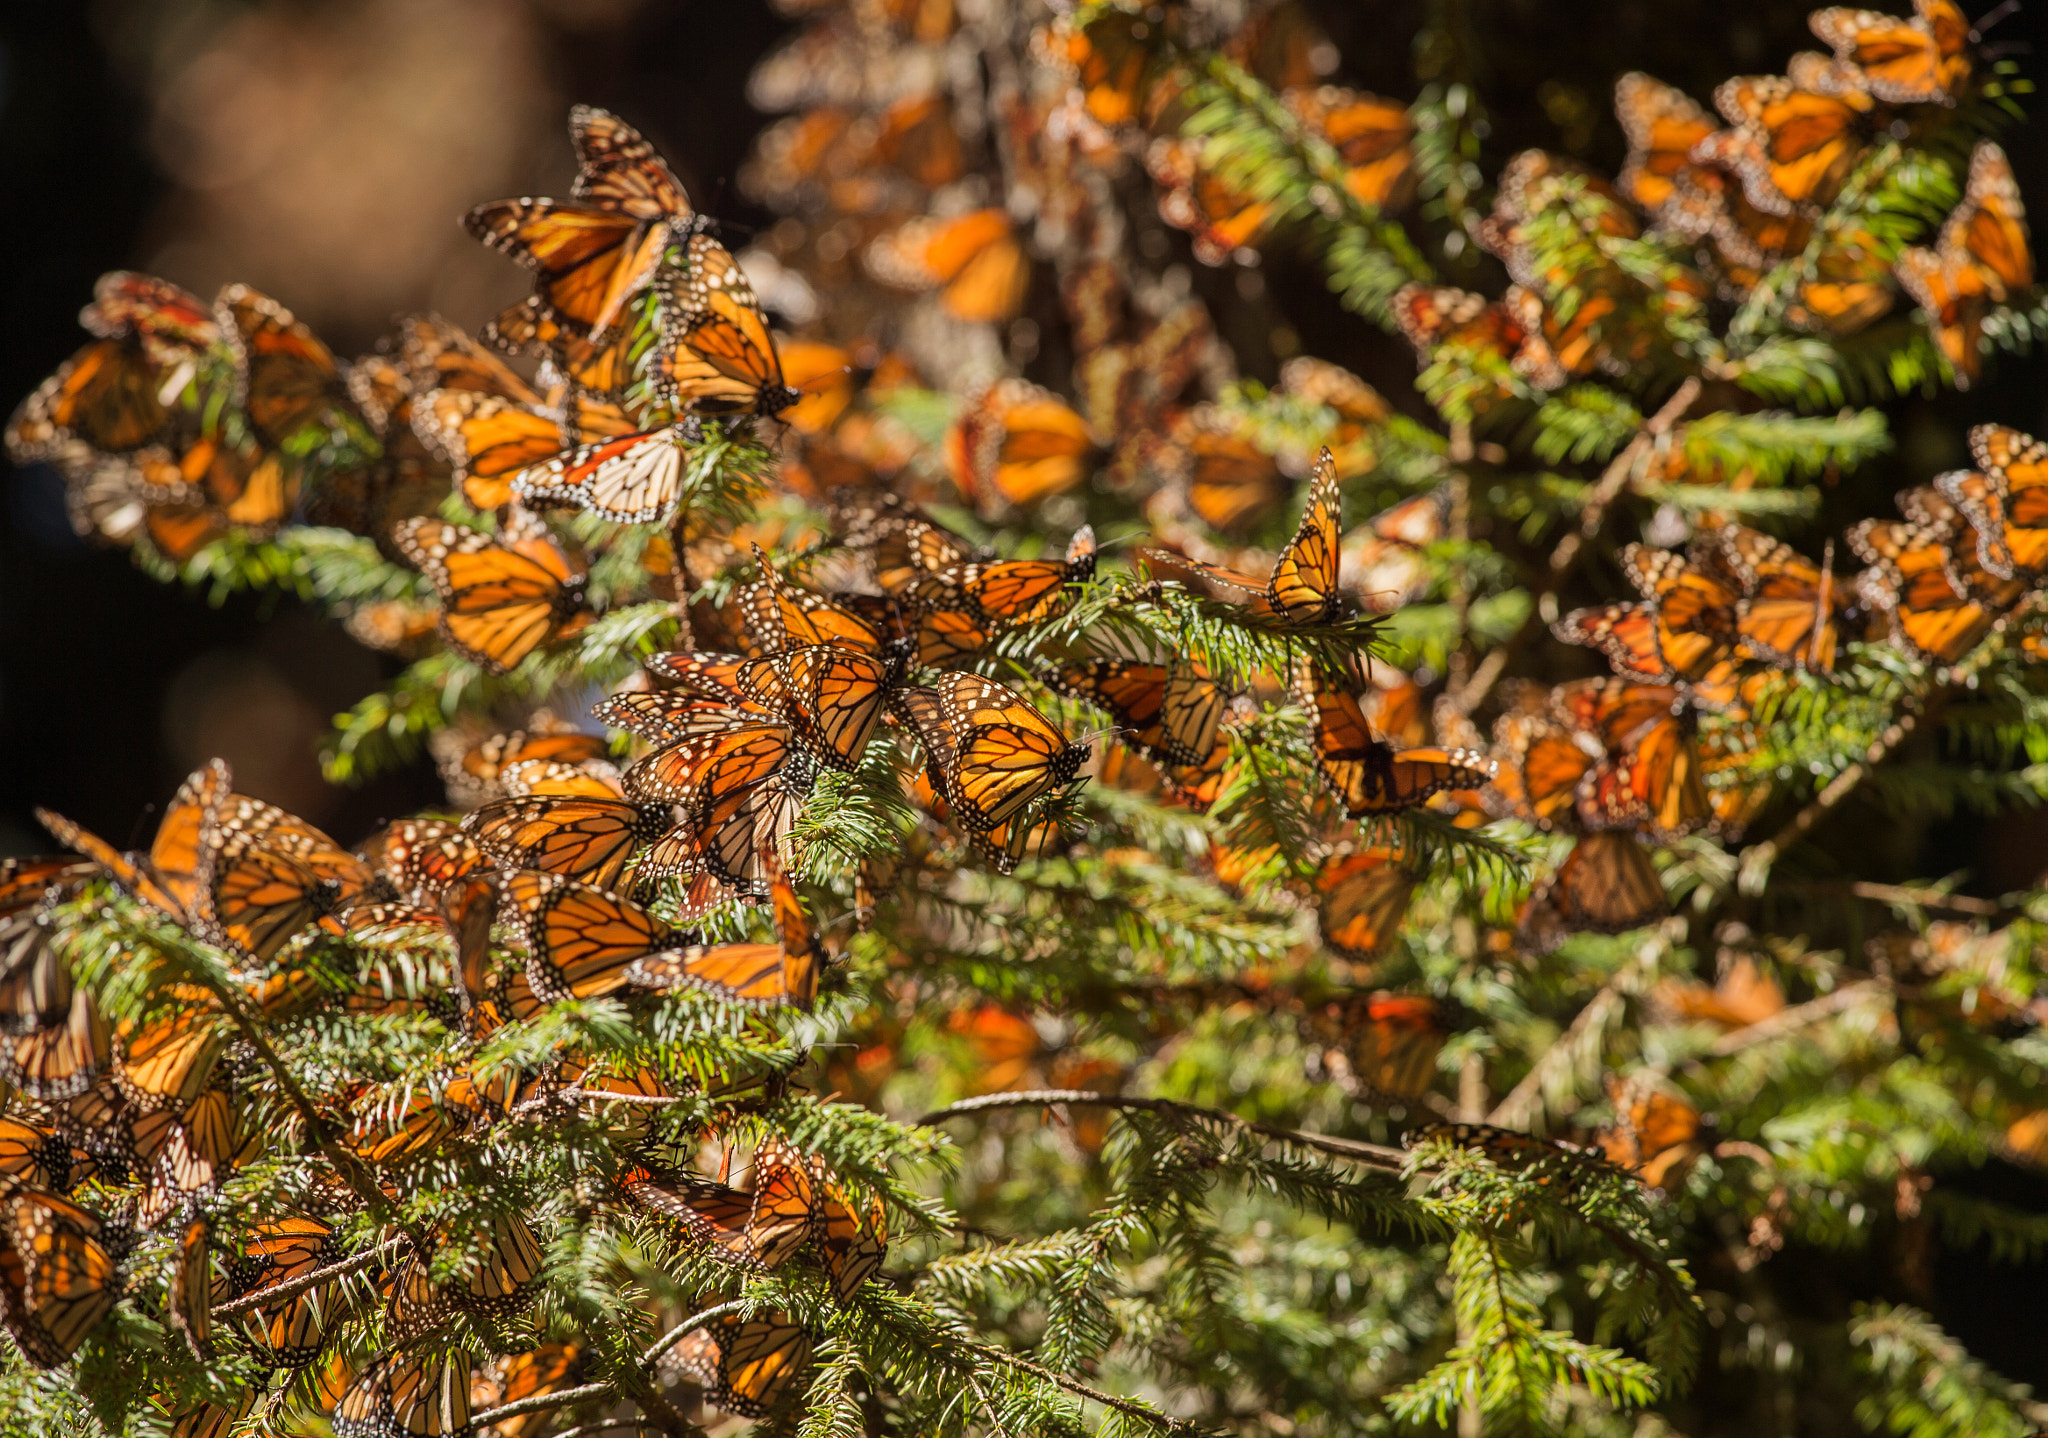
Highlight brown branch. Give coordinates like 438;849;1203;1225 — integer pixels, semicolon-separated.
958;1335;1202;1434
208;1236;406;1321
1794;880;2009;918
1702;981;1884;1059
918;1089;1408;1170
1737;705;1925;896
1451;376;1700;714
465;1300;746;1433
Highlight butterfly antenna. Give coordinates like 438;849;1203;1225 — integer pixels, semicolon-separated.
125;803;160;851
1973;0;2020;37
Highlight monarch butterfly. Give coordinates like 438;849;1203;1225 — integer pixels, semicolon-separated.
1943;423;2048;580
80;270;221;363
114;994;225;1113
37;762;225;923
354;817;488;904
394;514;592;674
652;235;803;418
1849;497;2019;664
1049;659;1230;778
188;844;327;968
0;1120;84;1194
417;389;632;513
624;1136;818;1268
827;490;989;594
167;1216;212;1361
484;293;644;397
900;525;1097;647
0;1184;117;1368
737;645;901;772
482;1345;585;1438
0;982;110;1102
1895;143;2031;387
332;1349;472;1438
163;1394;256;1438
817;1173;888;1301
623;723;797;811
464;726;612;786
346;1069;502;1165
1042;5;1180;128
639;761;815;894
1148;447;1348;626
1284;86;1416;210
1487;689;1595;830
1156;406;1291;536
1555;546;1741;686
467;106;693;342
1703;56;1875;216
1390;283;1529;370
625;868;824;1009
464;795;668;890
1296;663;1496;817
1347;486;1450;615
1314;849;1420;965
1145;135;1278;266
497;870;680;1003
596;687;771;745
388;1213;543;1336
1810;0;1971;104
1615;73;1717;216
1786;227;1898;336
895;674;1089;834
945;378;1096;508
0;906;77;1039
216;283;353;447
1709;524;1845;671
1547;677;1710;840
672;1309;815;1417
1302;991;1446;1101
1517;832;1668;953
498;756;626;800
6;335;173;464
867;208;1030;322
737;547;899;655
1596;1074;1704;1188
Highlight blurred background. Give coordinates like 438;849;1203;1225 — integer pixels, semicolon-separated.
3;0;2047;1384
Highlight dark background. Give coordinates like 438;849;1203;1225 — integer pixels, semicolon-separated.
3;0;2045;1395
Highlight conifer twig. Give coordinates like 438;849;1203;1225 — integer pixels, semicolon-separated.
1737;705;1925;895
918;1089;1408;1169
1452;377;1700;713
208;1236;408;1320
465;1301;746;1432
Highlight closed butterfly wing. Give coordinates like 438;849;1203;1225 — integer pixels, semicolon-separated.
465;795;669;889
1518;832;1667;953
217;284;351;446
394;517;590;674
0;1186;117;1368
737;645;897;773
1810;0;1971;104
655;238;802;418
1314;849;1419;964
1615;73;1716;215
867;208;1029;322
502;870;673;1003
333;1349;471;1438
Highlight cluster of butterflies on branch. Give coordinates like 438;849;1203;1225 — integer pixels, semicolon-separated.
0;745;878;1425
4;0;2047;1425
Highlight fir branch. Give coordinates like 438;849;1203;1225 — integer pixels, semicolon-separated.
1451;376;1700;713
918;1089;1407;1171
